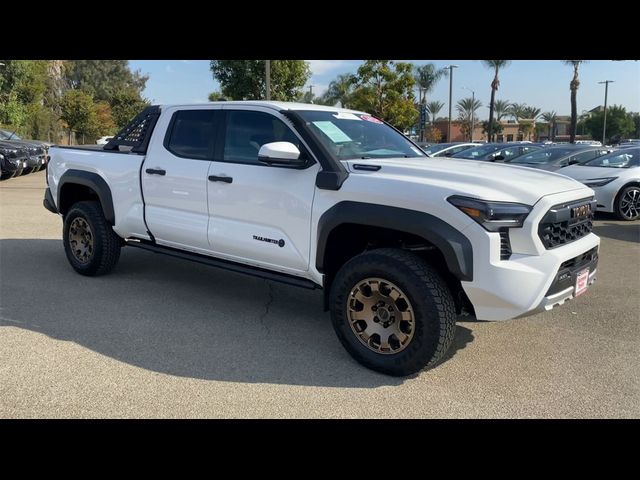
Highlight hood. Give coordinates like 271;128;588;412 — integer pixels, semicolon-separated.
345;157;587;205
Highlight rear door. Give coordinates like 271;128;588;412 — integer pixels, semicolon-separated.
142;107;221;251
206;106;319;273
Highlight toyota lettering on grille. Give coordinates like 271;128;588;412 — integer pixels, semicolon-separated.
571;203;592;219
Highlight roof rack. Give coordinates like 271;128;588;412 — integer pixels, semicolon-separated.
103;105;161;154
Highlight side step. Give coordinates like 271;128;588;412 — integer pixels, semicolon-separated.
126;240;320;290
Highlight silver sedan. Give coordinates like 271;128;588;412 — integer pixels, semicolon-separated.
560;147;640;220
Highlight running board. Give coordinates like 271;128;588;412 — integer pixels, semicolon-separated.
125;240;320;290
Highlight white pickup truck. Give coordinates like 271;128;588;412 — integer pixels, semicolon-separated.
44;101;600;376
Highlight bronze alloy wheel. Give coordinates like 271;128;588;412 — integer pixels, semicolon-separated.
68;217;94;263
346;277;415;354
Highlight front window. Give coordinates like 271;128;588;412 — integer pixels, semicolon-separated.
584;149;639;168
296;110;425;160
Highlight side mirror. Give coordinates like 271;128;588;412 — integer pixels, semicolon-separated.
494;154;505;161
258;142;307;168
568;159;580;165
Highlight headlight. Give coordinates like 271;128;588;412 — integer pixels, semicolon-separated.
448;195;532;231
582;177;617;187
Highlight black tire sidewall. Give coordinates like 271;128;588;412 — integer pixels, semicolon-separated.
330;250;455;376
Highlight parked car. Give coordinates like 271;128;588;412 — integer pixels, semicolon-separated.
505;145;612;171
424;142;480;157
0;129;53;150
96;136;114;145
560;147;640;220
451;142;541;162
0;141;28;179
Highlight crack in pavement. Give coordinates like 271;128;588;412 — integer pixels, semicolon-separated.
258;281;275;332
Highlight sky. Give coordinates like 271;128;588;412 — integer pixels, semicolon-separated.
129;60;640;119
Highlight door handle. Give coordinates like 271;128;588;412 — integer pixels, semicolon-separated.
146;168;166;176
208;175;233;183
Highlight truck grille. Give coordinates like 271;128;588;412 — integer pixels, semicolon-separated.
538;197;596;249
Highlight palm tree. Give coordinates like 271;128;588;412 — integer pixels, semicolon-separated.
521;106;542;140
414;64;447;140
456;97;483;141
494;99;510;121
508;102;526;121
426;100;445;124
321;74;357;108
541;111;557;141
563;60;587;143
482;60;511;141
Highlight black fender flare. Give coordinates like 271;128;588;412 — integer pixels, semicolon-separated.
58;169;115;225
316;201;473;281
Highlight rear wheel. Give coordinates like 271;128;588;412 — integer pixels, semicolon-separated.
63;201;122;276
615;185;640;221
329;248;457;376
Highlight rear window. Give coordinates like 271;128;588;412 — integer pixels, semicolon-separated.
166;110;216;160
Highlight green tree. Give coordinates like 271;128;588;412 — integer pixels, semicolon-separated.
59;89;99;144
494;99;510;121
541;111;558;140
110;89;150;129
0;60;48;136
414;64;447;139
507;102;526;121
482;120;503;138
563;60;587;143
210;60;310;101
424;126;442;143
456;97;482;140
426;100;444;123
349;60;418;130
584;105;635;143
631;112;640;138
482;60;511;141
208;91;226;101
65;60;147;103
320;74;357;107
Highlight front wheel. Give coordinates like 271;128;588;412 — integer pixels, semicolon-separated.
63;200;122;276
329;248;457;376
615;185;640;221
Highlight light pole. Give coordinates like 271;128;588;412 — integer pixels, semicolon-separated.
445;65;459;142
463;87;475;141
598;80;614;145
265;60;271;100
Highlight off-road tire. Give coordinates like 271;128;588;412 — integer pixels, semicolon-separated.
63;200;121;276
330;248;457;376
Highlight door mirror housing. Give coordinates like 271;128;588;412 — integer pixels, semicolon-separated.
258;142;307;168
494;154;505;161
568;159;580;165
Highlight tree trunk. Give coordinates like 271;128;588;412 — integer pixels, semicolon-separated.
570;88;577;143
69;130;72;145
488;87;496;142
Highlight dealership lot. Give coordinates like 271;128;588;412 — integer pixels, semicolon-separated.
1;171;638;418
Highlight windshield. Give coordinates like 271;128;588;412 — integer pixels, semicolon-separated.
296;110;425;160
452;144;502;159
509;148;575;164
0;130;22;141
583;148;639;168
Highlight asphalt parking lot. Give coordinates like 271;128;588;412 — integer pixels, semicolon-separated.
1;170;639;418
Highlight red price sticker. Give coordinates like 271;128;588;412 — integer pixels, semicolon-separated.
360;115;383;124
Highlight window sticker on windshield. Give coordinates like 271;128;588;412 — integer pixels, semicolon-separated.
360;114;384;124
332;112;362;121
313;121;353;143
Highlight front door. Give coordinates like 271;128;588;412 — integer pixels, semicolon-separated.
207;107;319;273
